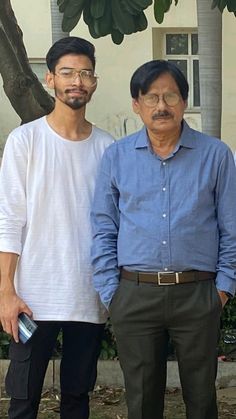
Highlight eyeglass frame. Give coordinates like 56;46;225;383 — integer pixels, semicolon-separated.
139;92;182;108
55;67;98;87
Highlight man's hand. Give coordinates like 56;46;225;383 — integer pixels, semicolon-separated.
0;288;32;343
0;252;32;342
218;290;229;308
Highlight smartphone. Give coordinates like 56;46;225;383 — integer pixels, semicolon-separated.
18;312;38;344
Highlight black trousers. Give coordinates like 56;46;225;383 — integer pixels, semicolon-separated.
109;277;222;419
5;321;105;419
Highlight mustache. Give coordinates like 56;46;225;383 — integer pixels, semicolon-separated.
65;88;87;94
152;111;172;120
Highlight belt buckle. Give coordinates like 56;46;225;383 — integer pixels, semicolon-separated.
157;271;180;285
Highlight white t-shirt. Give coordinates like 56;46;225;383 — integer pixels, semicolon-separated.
0;116;114;323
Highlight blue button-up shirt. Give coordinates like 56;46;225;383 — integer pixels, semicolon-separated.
91;121;236;308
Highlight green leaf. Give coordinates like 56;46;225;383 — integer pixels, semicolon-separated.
218;0;227;12
226;0;236;12
211;0;219;9
90;0;106;19
88;20;100;38
99;349;109;360
94;0;112;36
95;16;112;37
111;29;124;45
57;0;65;7
163;0;172;12
111;0;136;35
101;340;108;349
134;11;148;32
64;0;86;18
108;348;116;358
138;0;153;9
58;0;70;13
83;0;93;25
62;11;82;32
0;339;10;345
154;0;165;24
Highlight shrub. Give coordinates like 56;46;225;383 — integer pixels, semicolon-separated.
0;299;236;360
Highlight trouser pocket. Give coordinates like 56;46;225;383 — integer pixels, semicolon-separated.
5;340;32;399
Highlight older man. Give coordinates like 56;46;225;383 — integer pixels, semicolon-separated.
91;60;236;419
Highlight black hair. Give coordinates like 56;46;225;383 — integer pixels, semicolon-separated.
46;36;96;72
130;60;189;101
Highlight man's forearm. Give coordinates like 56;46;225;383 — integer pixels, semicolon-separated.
0;252;32;342
0;252;19;292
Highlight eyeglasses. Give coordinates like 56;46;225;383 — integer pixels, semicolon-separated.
56;68;98;87
141;92;181;107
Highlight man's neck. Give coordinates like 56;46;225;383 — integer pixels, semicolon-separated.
46;104;92;141
147;127;182;159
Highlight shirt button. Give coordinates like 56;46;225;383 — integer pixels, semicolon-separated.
164;267;168;271
162;213;167;218
162;241;167;245
162;162;166;166
162;187;166;191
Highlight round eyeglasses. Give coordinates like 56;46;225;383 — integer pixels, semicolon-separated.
56;68;98;87
141;92;181;107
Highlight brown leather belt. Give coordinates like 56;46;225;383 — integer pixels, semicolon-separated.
121;268;216;285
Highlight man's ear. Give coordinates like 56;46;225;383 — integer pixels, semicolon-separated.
45;71;55;90
132;98;140;115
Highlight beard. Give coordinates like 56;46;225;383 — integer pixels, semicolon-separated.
54;87;93;110
64;96;87;110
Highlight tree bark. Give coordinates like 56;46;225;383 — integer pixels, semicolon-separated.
0;0;54;124
197;0;222;137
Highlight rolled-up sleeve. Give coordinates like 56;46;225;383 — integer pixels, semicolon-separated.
0;135;27;255
215;148;236;296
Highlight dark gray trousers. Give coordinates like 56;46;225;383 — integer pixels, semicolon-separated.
110;277;221;419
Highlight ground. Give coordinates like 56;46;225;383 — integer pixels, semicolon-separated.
1;386;236;418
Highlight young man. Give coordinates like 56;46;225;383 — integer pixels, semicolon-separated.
0;36;114;419
91;60;236;419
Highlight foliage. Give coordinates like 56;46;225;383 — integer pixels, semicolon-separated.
1;301;236;360
99;321;117;360
0;0;236;121
0;0;54;123
56;0;236;44
58;0;152;44
221;298;236;330
154;0;178;24
212;0;236;13
0;322;118;360
0;330;10;359
218;299;236;357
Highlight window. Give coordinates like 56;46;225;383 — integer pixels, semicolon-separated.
29;59;47;85
164;32;200;110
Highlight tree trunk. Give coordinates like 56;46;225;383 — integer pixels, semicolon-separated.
0;0;54;124
50;0;69;44
196;0;222;137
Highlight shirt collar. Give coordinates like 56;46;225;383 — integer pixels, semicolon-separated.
134;120;197;150
179;120;197;149
134;126;149;149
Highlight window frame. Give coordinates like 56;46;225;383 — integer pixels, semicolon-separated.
163;31;200;111
29;59;48;86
